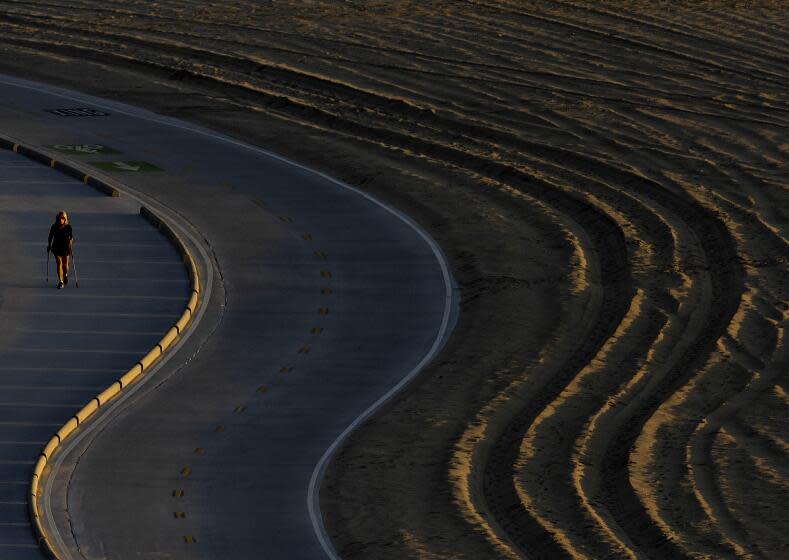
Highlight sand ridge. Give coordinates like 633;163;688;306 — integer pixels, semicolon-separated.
0;1;786;558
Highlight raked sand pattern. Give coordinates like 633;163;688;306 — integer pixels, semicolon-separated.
0;1;786;558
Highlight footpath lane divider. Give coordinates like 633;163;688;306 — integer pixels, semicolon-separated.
0;135;200;559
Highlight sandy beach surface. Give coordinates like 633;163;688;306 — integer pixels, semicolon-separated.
0;1;787;558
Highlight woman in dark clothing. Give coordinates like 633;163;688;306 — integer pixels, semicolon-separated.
47;210;73;289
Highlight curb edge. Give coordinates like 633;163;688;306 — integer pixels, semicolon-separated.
0;135;201;560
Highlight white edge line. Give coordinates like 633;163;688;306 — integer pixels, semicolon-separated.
307;219;453;559
2;75;456;560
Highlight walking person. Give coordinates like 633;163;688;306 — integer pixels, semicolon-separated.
47;211;74;289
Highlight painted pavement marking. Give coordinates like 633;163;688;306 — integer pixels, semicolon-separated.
90;161;162;172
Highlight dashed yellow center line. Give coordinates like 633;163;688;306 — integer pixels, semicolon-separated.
172;489;184;497
233;405;246;413
318;308;330;316
174;511;186;519
194;448;205;455
298;345;310;354
320;270;332;278
180;467;191;477
214;425;225;433
257;385;268;393
310;327;323;335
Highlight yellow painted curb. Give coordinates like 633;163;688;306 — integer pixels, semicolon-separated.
175;310;191;334
138;346;163;372
118;364;143;389
42;439;58;462
74;399;100;425
0;137;201;560
96;382;122;407
187;290;199;314
56;418;79;443
159;327;179;351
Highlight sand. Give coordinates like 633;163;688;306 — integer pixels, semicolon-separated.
0;1;786;558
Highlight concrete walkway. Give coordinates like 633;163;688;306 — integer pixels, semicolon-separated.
0;74;455;559
0;149;189;558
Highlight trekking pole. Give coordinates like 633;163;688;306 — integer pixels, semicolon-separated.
72;252;79;288
45;248;49;284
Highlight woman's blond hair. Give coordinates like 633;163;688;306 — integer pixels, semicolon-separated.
54;210;69;225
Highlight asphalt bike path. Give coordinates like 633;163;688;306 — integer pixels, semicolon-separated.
0;74;456;559
0;148;189;559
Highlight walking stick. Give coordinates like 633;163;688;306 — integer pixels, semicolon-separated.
72;251;79;288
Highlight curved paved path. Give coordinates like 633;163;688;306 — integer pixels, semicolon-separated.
0;148;189;558
0;74;456;558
